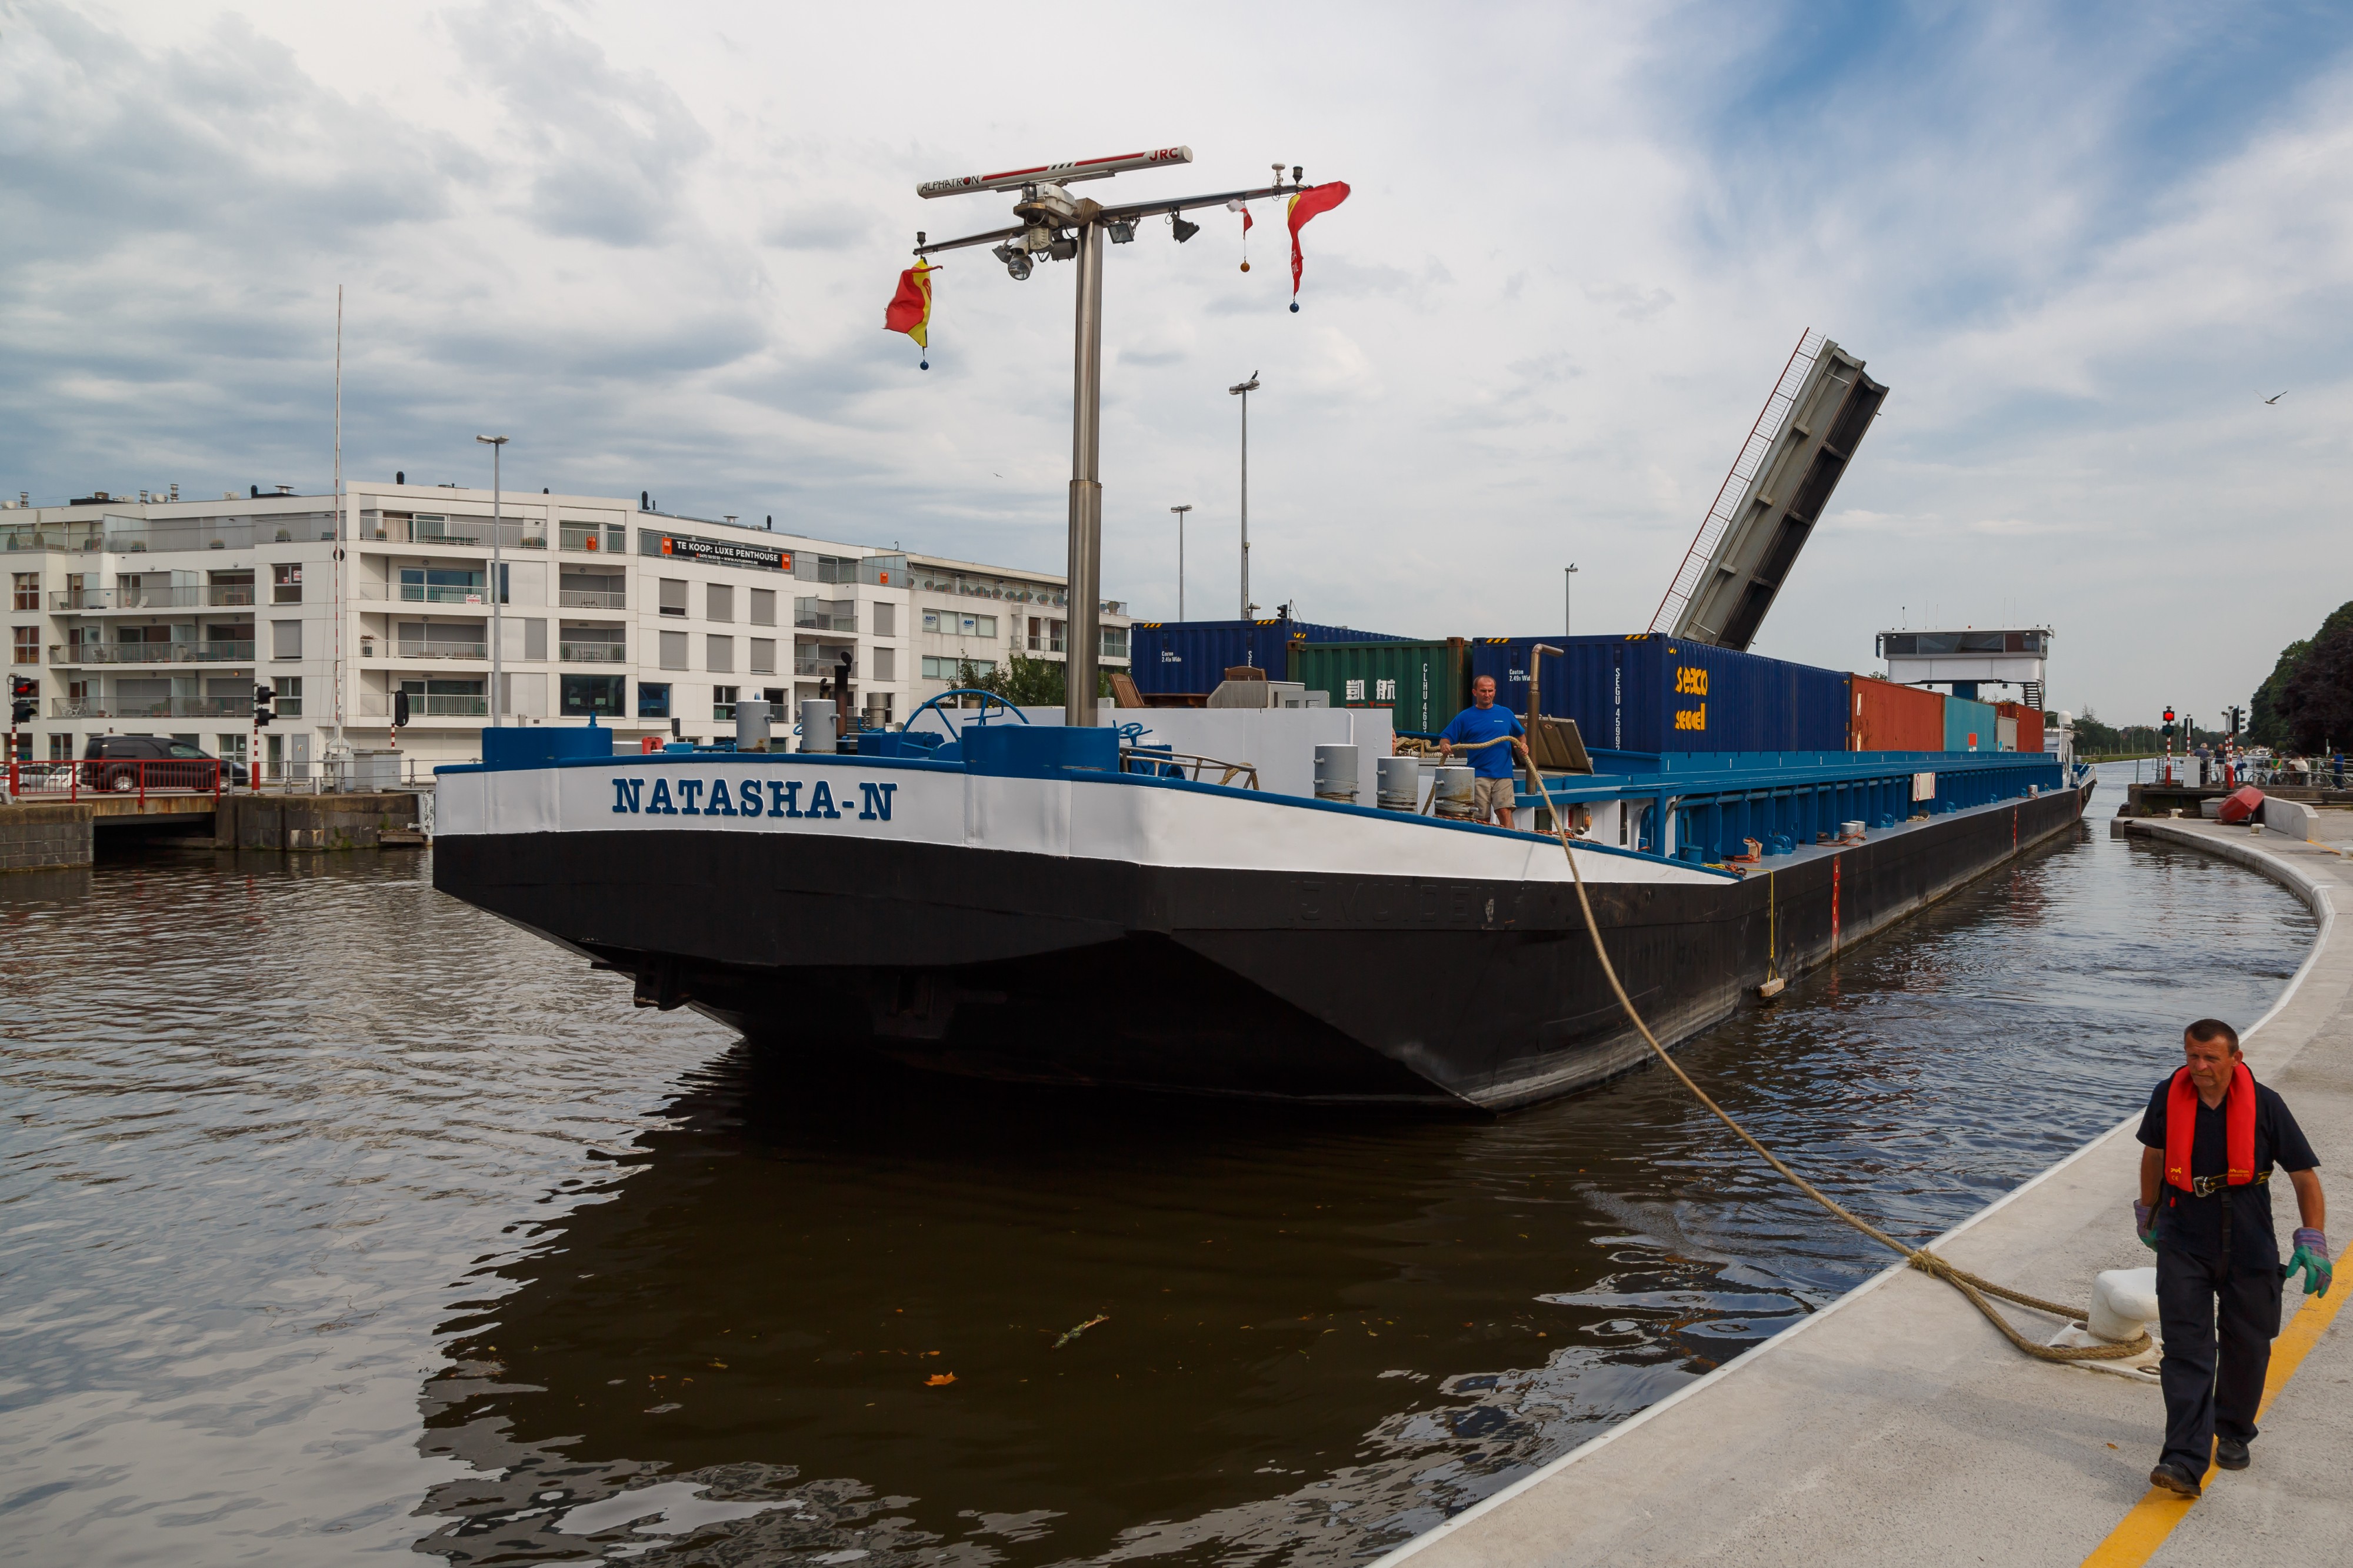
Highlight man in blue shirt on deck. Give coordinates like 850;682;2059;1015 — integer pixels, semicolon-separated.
1438;675;1531;827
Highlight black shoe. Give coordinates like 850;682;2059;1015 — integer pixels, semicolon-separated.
2149;1462;2202;1498
2214;1436;2250;1471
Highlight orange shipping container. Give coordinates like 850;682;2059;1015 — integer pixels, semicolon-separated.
1850;674;1945;752
1995;700;2045;753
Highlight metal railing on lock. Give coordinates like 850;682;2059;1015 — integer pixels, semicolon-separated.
559;642;626;663
52;642;255;665
1117;744;1261;790
6;758;232;802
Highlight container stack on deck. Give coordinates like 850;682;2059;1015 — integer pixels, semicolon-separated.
1132;621;2046;759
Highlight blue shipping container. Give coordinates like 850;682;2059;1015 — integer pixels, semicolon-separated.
1944;695;1997;752
1466;635;1851;755
1128;618;1406;695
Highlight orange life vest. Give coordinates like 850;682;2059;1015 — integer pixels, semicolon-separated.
2164;1062;2257;1193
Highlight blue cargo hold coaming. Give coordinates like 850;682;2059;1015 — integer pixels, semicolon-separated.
1468;635;1850;755
1128;618;1406;695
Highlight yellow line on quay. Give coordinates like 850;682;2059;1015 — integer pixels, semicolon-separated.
2079;1282;2345;1567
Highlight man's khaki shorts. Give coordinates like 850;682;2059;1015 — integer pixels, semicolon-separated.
1474;776;1517;820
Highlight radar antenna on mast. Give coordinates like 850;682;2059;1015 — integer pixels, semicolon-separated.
906;149;1350;726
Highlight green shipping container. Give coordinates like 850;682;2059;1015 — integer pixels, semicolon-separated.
1288;639;1471;737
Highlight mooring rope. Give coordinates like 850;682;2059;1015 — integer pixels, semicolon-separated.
1554;829;2151;1363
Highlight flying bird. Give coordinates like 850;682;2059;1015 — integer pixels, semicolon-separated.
2264;392;2286;404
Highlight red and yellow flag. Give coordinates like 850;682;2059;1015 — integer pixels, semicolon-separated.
1285;182;1351;306
883;260;936;363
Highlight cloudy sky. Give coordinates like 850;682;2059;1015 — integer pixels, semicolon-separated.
4;1;2349;723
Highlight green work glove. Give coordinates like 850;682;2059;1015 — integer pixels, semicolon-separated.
2134;1200;2158;1250
2287;1228;2332;1296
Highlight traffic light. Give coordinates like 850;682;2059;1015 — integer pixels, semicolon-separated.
9;676;34;728
2162;705;2176;739
392;689;411;728
2231;706;2244;735
253;683;274;727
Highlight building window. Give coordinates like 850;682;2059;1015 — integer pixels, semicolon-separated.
872;646;895;682
921;609;941;633
707;583;733;622
659;629;687;670
749;638;776;675
272;619;302;659
392;677;481;716
958;613;997;638
276;676;304;717
707;635;733;673
749;589;776;626
272;563;302;603
48;733;72;760
1100;626;1128;659
659;578;688;616
12;573;36;612
400;566;486;603
713;685;738;722
11;626;38;665
561;674;624;718
871;602;895;637
638;682;671;719
921;656;995;680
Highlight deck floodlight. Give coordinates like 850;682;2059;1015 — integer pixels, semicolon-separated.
993;243;1034;281
1170;215;1199;242
1106;220;1136;243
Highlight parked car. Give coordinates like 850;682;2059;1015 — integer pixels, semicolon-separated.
79;735;245;790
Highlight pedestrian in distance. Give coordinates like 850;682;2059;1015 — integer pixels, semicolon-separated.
2134;1018;2329;1498
1437;675;1531;829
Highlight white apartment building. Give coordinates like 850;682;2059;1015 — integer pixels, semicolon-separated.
0;482;1130;774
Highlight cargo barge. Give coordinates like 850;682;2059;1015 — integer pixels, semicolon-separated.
431;708;2090;1110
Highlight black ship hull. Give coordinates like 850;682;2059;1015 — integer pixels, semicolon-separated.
434;756;2088;1109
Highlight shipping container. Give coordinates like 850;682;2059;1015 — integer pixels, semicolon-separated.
1995;700;2043;753
1288;639;1470;736
1128;618;1405;695
1467;634;1850;755
1849;675;1944;752
1944;695;1997;752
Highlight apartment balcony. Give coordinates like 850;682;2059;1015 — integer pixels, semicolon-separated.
557;586;627;609
51;586;254;611
395;643;489;662
398;584;494;605
559;642;626;663
52;642;255;666
795;598;857;633
51;696;254;720
356;693;488;718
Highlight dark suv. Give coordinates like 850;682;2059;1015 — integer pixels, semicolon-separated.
80;736;245;791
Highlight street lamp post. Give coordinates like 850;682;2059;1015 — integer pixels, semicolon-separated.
1229;373;1259;618
475;435;509;729
1169;504;1192;620
1565;563;1578;639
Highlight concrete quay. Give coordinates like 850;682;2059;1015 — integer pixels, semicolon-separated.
1376;814;2353;1568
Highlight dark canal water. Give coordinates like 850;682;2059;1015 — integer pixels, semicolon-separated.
0;788;2312;1565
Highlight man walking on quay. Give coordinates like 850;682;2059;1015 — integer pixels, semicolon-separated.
2135;1018;2330;1497
1438;675;1531;828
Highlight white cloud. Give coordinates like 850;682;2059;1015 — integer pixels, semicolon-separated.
2;0;2350;720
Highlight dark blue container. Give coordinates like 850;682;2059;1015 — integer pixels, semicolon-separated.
1467;635;1850;755
1128;618;1405;695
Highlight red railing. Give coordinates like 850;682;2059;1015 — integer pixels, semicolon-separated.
7;758;235;802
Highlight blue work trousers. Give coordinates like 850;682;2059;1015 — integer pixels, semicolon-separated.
2155;1246;2282;1474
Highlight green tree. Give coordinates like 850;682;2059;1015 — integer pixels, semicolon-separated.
958;653;1110;709
2278;622;2353;753
2249;599;2353;748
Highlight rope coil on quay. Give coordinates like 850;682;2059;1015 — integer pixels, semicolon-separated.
1554;826;2153;1364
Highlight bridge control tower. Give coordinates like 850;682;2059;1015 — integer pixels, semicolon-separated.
1877;628;2050;708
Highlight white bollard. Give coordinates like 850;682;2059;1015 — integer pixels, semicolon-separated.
2088;1266;2161;1343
